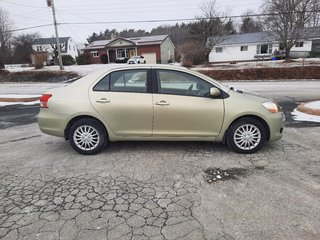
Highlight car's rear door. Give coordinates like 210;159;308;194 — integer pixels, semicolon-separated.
89;69;153;137
152;69;224;138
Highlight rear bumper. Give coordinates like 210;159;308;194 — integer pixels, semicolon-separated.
38;109;68;138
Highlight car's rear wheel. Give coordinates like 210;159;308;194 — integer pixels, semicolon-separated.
227;117;266;154
69;118;107;155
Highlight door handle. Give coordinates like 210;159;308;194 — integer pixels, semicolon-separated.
96;98;110;104
155;100;170;106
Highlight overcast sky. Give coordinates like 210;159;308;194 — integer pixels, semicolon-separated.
1;0;264;43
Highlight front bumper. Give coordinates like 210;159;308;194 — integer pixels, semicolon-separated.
268;112;285;142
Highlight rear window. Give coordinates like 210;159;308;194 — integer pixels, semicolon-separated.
93;75;110;91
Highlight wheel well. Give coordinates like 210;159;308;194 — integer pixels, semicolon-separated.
223;115;270;143
64;115;108;140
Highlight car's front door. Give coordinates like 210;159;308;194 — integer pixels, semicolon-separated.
152;69;224;138
89;69;153;137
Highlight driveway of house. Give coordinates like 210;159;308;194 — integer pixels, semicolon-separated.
0;80;320;240
0;122;320;240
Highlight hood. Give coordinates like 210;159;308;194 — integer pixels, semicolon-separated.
228;87;272;103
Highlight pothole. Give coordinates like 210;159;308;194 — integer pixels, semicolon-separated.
204;167;250;183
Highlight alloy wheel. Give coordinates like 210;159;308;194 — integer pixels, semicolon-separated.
233;124;261;150
73;125;100;151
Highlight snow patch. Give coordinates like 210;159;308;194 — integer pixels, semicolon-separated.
5;64;116;76
304;101;320;109
292;109;320;123
0;100;39;107
0;94;40;98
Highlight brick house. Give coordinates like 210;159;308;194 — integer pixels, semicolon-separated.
83;35;175;64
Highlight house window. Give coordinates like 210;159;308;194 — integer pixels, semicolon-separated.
215;47;223;53
256;44;272;54
240;46;248;51
295;41;304;48
36;46;42;51
117;49;126;58
91;51;99;58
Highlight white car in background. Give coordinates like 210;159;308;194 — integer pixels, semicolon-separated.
127;56;146;64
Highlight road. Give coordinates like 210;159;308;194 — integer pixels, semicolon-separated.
0;80;320;240
228;80;320;101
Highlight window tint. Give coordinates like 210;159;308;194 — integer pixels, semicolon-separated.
157;70;213;97
110;70;147;93
93;75;110;91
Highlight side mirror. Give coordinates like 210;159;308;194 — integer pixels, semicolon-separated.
210;87;221;98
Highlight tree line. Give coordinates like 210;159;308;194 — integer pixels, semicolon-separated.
1;0;320;67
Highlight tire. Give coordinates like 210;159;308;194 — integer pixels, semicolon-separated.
227;117;266;154
69;118;108;155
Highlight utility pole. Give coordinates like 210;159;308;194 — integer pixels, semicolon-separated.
47;0;64;70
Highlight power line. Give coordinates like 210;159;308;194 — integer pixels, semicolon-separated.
57;9;125;30
0;24;53;33
1;10;320;34
55;9;320;25
0;0;47;9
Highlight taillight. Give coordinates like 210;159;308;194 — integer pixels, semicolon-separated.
40;94;52;108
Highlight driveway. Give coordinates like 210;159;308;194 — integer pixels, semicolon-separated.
0;123;319;240
0;80;320;240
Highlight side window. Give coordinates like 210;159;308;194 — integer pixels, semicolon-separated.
110;70;147;93
157;70;213;97
93;74;110;91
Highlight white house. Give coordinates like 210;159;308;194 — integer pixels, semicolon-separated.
209;29;320;63
32;37;79;64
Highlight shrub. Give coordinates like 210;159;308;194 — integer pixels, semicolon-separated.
309;51;320;58
178;42;207;66
76;53;91;65
30;52;48;69
100;54;108;64
0;61;5;69
62;55;75;66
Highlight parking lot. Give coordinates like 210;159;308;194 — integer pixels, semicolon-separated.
0;81;320;240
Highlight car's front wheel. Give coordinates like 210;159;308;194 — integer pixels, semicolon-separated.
227;117;266;154
69;118;108;155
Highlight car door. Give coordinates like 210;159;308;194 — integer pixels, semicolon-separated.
89;69;153;137
152;69;224;138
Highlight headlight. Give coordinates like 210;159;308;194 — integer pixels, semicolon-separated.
262;102;279;113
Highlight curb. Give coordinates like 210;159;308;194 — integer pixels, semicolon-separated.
0;97;40;102
297;101;320;116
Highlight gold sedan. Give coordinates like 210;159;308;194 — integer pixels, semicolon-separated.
38;65;284;155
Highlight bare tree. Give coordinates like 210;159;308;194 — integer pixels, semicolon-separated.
31;51;48;69
264;0;320;60
240;11;264;33
50;42;65;65
189;0;232;63
12;33;39;64
0;8;13;66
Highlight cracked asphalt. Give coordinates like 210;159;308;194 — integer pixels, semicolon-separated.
1;123;320;240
